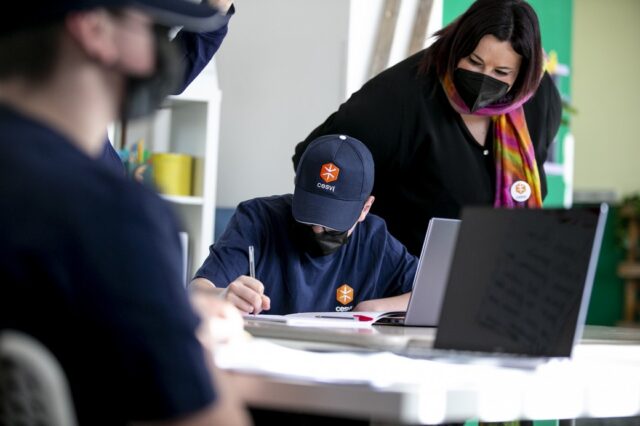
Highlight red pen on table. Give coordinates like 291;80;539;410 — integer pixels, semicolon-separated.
314;314;374;322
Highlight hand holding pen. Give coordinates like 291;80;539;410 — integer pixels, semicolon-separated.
248;245;256;279
218;245;270;315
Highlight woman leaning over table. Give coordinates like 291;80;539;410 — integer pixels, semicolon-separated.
293;0;562;256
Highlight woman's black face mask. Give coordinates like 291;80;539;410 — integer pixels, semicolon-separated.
120;25;184;120
453;68;509;113
291;221;350;257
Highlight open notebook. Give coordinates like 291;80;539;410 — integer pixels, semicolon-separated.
243;312;377;328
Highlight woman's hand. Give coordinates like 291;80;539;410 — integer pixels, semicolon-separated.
208;0;233;14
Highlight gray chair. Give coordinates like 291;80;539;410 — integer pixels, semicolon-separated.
0;330;77;426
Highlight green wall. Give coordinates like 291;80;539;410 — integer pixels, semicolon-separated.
582;205;624;325
570;0;640;326
572;0;640;197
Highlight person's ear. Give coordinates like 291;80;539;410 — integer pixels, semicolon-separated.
357;196;375;223
65;10;119;66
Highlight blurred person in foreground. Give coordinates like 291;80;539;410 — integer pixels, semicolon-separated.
0;1;249;424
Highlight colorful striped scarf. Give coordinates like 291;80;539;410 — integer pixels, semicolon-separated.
441;73;543;208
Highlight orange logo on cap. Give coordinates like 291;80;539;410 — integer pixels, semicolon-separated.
320;163;340;183
336;284;353;305
515;182;526;194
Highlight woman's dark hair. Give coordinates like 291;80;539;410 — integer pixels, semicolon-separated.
421;0;543;100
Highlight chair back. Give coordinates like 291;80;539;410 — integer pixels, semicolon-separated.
0;330;77;426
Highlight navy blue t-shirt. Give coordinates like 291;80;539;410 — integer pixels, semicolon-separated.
99;10;234;174
0;105;215;425
195;195;418;314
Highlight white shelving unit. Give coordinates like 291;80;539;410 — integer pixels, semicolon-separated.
115;61;221;281
160;194;205;206
543;132;575;208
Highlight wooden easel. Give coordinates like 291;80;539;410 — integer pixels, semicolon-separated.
369;0;401;79
368;0;434;79
408;0;434;57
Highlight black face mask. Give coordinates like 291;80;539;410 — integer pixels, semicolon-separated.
120;25;184;120
453;68;510;113
292;221;350;257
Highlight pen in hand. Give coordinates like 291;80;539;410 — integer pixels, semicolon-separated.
248;245;256;279
247;245;269;314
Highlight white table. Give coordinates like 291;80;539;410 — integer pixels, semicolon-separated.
217;325;640;425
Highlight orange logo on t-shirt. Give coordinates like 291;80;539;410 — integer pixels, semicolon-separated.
514;182;526;194
336;284;353;305
320;163;340;183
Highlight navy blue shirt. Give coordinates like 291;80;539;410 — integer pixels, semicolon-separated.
0;105;215;425
100;9;234;174
195;195;418;314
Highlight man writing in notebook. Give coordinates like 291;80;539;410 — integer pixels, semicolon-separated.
190;134;418;314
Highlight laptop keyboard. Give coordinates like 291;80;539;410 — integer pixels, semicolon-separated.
400;345;550;369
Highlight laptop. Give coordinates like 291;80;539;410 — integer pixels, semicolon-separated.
374;218;460;326
403;204;609;367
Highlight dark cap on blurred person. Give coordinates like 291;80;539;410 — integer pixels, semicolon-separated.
293;134;375;232
2;0;228;36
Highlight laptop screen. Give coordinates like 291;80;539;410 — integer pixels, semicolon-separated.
434;205;607;357
404;218;460;327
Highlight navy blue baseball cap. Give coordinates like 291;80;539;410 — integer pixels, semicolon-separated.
293;134;375;232
3;0;229;36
